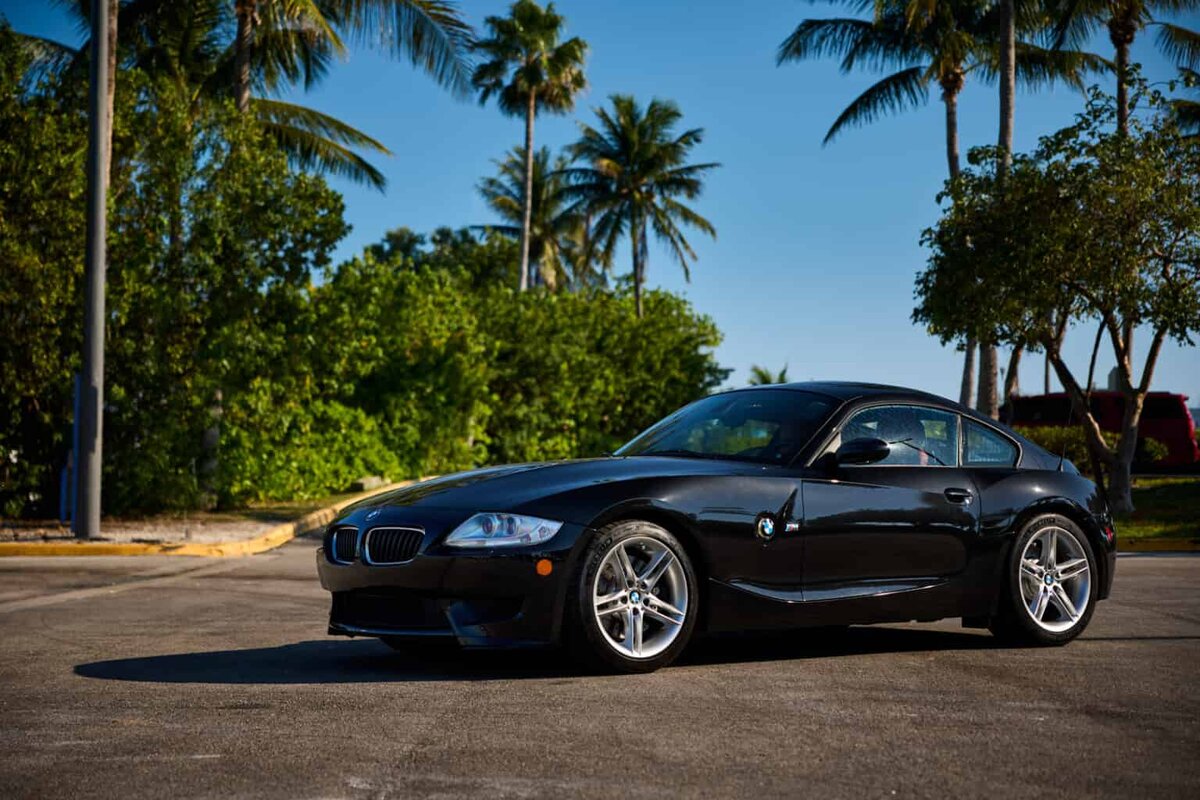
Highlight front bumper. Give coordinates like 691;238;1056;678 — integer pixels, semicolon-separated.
316;521;587;648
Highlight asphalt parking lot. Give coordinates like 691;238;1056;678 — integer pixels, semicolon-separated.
0;540;1197;799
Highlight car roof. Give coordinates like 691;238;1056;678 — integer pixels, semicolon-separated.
734;380;1032;437
739;380;960;406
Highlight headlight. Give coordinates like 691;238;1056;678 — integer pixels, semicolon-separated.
444;513;563;548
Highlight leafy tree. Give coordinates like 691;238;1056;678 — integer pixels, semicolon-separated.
562;95;720;318
478;288;730;463
913;85;1200;511
476;146;583;290
472;0;587;291
748;365;790;385
0;25;87;517
101;72;351;511
779;1;1104;413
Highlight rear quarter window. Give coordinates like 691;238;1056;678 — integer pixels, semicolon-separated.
964;420;1019;467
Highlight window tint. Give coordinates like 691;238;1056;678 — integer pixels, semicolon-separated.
617;390;838;464
964;421;1018;466
835;405;959;467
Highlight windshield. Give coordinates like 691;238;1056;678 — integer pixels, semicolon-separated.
615;389;838;465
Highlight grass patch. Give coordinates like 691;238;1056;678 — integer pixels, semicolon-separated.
1117;476;1200;540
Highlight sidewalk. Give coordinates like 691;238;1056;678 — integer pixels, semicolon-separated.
0;479;419;557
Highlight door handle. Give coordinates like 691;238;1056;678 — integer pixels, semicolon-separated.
944;487;973;504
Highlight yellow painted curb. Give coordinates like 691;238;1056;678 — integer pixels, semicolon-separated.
0;478;428;558
1119;537;1200;552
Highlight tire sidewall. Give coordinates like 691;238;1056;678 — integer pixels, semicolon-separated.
1004;514;1098;645
570;520;698;673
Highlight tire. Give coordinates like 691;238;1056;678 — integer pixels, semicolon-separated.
990;514;1098;646
566;520;698;673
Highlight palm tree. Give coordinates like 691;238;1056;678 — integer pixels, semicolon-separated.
1051;0;1200;135
562;95;720;318
22;0;475;191
778;0;1102;412
748;365;790;385
472;1;588;292
476;146;584;290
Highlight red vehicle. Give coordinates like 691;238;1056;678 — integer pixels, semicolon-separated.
1005;391;1200;467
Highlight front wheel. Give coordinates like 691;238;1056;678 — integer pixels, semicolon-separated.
991;514;1097;646
567;520;698;673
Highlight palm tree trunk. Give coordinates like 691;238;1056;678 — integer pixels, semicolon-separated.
103;0;117;183
997;0;1015;179
960;338;976;407
1109;19;1133;138
1108;17;1136;356
632;214;645;318
978;0;1015;421
518;92;536;292
1004;346;1022;408
234;0;255;114
943;82;961;182
978;344;999;418
943;80;973;408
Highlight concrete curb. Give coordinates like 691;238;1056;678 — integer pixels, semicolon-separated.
0;479;423;558
1119;537;1200;553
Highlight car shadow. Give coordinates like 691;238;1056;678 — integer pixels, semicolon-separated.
73;626;1005;685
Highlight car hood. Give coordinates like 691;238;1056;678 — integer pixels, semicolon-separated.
348;456;763;518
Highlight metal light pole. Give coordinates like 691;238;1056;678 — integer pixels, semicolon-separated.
76;0;110;539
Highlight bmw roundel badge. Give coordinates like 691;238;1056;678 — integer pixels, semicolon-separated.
756;514;776;540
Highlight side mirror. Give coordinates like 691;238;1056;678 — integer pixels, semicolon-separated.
835;437;891;466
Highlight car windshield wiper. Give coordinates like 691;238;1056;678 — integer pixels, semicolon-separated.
890;438;947;466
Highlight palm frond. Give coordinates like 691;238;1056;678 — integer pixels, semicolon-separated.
823;65;929;145
978;41;1111;90
11;31;81;84
252;97;390;190
338;0;475;98
1156;22;1200;71
1046;0;1106;50
253;97;390;151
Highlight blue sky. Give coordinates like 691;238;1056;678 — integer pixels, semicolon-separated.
6;0;1199;403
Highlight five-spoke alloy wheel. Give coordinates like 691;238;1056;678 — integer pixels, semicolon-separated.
570;520;697;672
992;514;1098;646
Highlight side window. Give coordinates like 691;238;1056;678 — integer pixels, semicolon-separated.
964;421;1018;467
835;405;959;467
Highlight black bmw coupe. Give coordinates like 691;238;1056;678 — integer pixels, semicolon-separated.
317;382;1115;673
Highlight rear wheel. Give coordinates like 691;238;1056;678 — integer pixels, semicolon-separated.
567;520;698;673
990;514;1097;646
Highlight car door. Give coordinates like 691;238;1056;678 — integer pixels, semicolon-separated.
800;403;979;601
